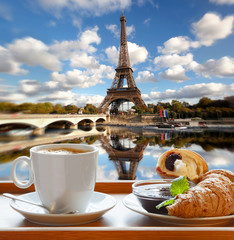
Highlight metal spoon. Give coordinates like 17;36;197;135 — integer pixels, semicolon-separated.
3;193;78;214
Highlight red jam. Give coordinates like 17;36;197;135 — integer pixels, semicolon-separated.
165;153;182;171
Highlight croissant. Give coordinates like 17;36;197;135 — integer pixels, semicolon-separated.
166;170;234;218
199;169;234;182
156;149;209;183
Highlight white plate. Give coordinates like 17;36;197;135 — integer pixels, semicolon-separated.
123;194;234;226
10;192;116;226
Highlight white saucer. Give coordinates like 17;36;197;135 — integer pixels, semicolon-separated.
10;192;116;226
123;194;234;226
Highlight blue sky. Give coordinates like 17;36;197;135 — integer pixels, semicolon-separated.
0;0;234;107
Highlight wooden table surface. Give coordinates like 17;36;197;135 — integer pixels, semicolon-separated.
0;181;233;240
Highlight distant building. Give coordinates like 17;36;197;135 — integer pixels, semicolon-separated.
78;108;84;114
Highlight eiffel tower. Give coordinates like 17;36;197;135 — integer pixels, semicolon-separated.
98;13;147;114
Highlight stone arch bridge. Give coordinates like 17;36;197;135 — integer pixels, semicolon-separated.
0;114;108;135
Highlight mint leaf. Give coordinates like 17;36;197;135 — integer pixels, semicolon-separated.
156;176;189;210
156;197;176;209
170;176;189;197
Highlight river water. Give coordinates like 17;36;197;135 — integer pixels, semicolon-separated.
0;126;233;181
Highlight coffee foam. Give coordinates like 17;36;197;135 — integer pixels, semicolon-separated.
37;147;90;155
38;149;73;154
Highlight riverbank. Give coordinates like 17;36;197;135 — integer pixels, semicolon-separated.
105;116;234;128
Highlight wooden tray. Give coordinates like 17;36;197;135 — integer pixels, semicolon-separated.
0;181;233;240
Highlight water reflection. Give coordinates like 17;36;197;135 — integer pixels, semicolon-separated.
99;135;147;179
0;126;233;181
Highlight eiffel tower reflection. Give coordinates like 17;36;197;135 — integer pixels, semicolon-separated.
99;135;147;180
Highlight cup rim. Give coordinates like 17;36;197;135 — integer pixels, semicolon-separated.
132;179;173;199
132;179;173;189
30;143;99;155
132;179;195;197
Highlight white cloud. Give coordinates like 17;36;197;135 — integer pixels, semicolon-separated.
157;12;234;55
0;92;26;102
0;46;27;75
138;166;157;179
50;26;101;60
39;90;78;104
210;0;234;5
8;37;62;71
70;52;99;69
154;53;193;68
19;80;42;95
148;82;233;100
106;24;119;38
157;36;199;54
105;42;148;66
78;26;101;51
49;64;114;90
192;12;234;46
105;46;118;65
159;65;189;82
97;165;118;180
36;0;132;17
136;71;158;83
50;70;103;89
49;40;76;60
143;18;151;26
0;26;102;79
0;24;115;103
126;25;135;38
71;15;82;30
201;149;233;167
156;12;234;81
74;95;104;107
39;90;104;107
128;42;148;65
190;56;234;78
106;23;135;39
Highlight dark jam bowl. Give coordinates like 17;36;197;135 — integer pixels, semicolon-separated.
132;179;174;215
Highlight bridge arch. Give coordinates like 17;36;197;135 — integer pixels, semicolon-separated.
0;114;107;135
96;117;106;124
46;120;76;129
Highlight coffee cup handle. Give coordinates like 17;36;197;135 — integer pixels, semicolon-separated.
11;156;34;189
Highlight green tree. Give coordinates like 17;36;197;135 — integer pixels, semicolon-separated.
64;104;79;114
132;105;145;114
196;97;212;108
15;103;35;113
44;102;54;113
169;111;177;119
33;103;47;113
195;108;203;118
0;102;16;113
53;104;65;114
171;100;183;112
83;104;98;114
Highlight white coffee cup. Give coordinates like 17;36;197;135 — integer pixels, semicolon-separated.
11;144;99;214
